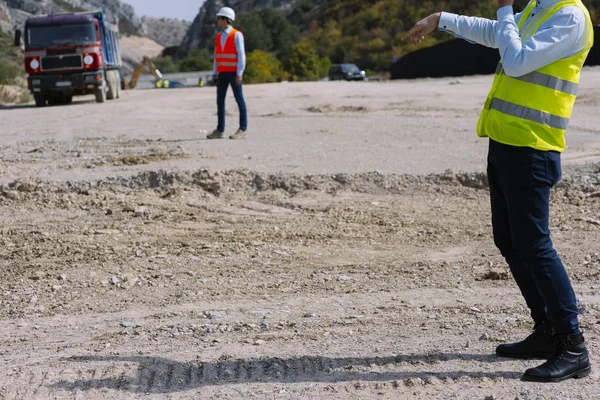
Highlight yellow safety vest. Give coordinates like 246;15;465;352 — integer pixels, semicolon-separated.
164;80;170;88
156;80;163;88
476;0;594;152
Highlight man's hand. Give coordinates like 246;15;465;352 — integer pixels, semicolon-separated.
402;13;441;46
236;75;243;85
497;0;514;7
211;75;217;86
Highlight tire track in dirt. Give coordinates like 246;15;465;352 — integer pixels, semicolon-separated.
1;353;599;398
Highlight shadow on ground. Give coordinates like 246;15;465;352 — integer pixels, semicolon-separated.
0;103;35;110
50;353;522;394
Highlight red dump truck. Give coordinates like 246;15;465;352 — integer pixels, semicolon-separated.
14;11;122;107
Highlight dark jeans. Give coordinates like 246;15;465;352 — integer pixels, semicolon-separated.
487;139;579;335
217;72;247;132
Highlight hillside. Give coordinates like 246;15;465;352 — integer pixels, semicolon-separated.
179;0;297;56
177;0;600;75
0;0;146;36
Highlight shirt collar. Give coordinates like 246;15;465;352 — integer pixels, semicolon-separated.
221;26;233;34
537;0;560;8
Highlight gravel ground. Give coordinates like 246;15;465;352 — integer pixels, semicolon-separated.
0;73;599;399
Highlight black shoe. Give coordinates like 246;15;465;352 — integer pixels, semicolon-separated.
496;320;555;359
522;333;591;383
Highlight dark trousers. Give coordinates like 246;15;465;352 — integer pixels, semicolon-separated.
217;72;247;132
487;139;579;335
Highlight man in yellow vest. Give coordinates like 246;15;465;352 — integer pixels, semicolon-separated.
404;0;593;382
207;7;248;140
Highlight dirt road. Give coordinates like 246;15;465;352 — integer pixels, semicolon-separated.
0;73;599;399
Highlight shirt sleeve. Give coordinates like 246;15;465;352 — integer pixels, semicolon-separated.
213;48;217;76
496;6;586;77
438;9;524;49
235;32;246;76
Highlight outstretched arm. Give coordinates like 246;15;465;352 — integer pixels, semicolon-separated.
403;1;518;48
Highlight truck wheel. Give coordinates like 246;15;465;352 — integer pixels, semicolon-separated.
95;84;106;103
34;93;46;107
106;73;116;100
65;95;73;104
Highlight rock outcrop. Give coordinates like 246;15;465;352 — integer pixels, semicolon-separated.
0;0;146;35
0;2;11;33
143;17;190;47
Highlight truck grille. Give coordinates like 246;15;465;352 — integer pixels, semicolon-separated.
41;55;82;71
47;48;77;56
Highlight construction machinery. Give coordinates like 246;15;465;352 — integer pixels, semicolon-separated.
15;11;122;106
125;56;184;90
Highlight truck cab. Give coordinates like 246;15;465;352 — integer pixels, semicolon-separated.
17;12;122;107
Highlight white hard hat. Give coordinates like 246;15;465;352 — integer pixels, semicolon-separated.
216;7;235;22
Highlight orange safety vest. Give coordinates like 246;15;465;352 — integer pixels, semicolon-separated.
215;29;239;73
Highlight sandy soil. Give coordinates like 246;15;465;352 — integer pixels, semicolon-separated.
0;71;599;400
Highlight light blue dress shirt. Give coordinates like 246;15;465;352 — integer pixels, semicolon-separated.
212;25;246;76
438;0;591;77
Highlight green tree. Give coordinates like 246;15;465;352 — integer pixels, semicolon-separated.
245;50;287;84
236;12;273;53
285;41;321;81
179;49;213;72
152;56;180;74
236;8;300;59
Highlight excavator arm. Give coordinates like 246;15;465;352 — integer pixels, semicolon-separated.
125;56;164;90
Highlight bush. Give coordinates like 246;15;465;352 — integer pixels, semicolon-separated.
179;49;213;72
0;60;20;85
284;41;321;81
152;56;180;74
318;57;332;79
245;50;287;84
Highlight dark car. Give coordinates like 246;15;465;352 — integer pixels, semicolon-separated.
329;64;366;81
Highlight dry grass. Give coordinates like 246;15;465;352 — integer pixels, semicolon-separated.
0;85;31;105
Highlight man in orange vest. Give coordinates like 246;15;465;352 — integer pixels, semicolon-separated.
207;7;248;140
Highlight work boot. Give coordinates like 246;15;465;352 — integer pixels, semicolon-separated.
496;320;555;359
522;333;591;382
207;129;223;139
229;129;247;140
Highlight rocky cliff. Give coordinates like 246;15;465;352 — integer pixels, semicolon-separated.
0;2;11;33
143;16;190;47
178;0;296;56
0;0;146;35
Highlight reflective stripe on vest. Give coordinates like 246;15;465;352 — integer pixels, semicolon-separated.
495;62;579;95
476;0;594;152
490;98;570;130
215;29;239;73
